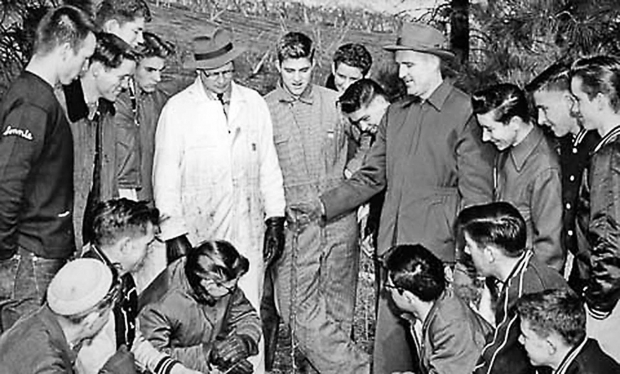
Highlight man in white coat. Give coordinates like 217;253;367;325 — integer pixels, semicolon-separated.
152;29;286;374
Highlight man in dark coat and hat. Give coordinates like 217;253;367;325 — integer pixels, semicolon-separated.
289;22;496;374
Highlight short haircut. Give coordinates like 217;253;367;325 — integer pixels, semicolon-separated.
472;83;531;124
95;0;151;28
525;62;572;93
185;240;249;284
34;5;96;56
456;202;527;257
339;78;387;114
384;244;446;302
90;32;139;69
516;289;586;347
570;55;620;113
92;198;159;247
277;32;315;63
139;32;175;59
333;43;372;76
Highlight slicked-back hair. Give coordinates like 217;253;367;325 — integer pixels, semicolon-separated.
34;5;96;56
339;78;387;114
570;55;620;113
95;0;151;28
472;83;531;124
525;62;572;94
185;240;249;284
516;289;586;347
277;32;314;63
90;32;139;69
92;198;159;247
333;43;372;76
456;202;527;257
139;31;175;59
384;244;446;302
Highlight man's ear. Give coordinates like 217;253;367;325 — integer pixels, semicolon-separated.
118;236;133;254
563;92;577;111
595;92;610;112
103;19;120;34
58;42;73;61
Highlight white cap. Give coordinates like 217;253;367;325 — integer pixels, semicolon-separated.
47;258;113;316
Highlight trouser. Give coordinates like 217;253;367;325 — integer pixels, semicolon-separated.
0;247;66;332
275;216;369;374
372;266;417;374
261;267;280;371
587;301;620;362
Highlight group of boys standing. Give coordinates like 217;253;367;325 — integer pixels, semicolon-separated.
1;1;620;374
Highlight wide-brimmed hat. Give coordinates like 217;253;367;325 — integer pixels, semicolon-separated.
184;28;247;70
384;22;455;60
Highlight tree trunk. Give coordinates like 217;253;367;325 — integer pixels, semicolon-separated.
450;0;469;65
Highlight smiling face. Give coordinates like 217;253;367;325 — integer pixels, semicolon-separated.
94;58;136;102
395;50;440;98
533;89;579;138
278;57;313;98
344;95;388;134
477;112;520;151
333;62;364;93
135;56;165;93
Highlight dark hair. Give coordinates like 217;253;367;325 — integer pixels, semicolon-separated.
570;55;620;113
456;202;527;257
516;289;586;347
34;5;96;56
139;31;175;59
277;32;314;63
90;32;138;69
526;62;572;93
95;0;151;28
185;240;249;284
333;43;372;76
384;244;446;302
472;83;530;124
339;78;388;114
92;198;159;247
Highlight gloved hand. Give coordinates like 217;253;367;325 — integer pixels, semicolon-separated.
165;235;192;264
222;358;253;374
99;345;137;374
285;198;324;232
263;217;285;267
209;334;257;369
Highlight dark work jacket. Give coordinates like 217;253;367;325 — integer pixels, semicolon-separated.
322;79;495;261
575;125;620;319
0;72;74;260
57;80;118;249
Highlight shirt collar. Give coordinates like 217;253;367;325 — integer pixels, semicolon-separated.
573;128;588;147
273;81;314;105
509;125;543;172
423;79;452;111
62;79;115;122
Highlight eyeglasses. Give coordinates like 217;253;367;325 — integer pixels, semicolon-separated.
197;69;235;80
383;282;404;295
201;277;237;295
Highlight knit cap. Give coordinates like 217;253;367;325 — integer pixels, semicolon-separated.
47;258;113;316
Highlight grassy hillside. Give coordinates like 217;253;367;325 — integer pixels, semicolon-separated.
148;0;401;95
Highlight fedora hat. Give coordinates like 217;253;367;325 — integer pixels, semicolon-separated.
384;22;455;60
184;28;247;70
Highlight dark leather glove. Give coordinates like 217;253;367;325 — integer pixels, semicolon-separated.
263;217;285;267
165;235;192;264
224;358;253;374
285;198;324;232
99;345;137;374
209;334;257;369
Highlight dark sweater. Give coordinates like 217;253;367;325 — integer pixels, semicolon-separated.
0;71;75;260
